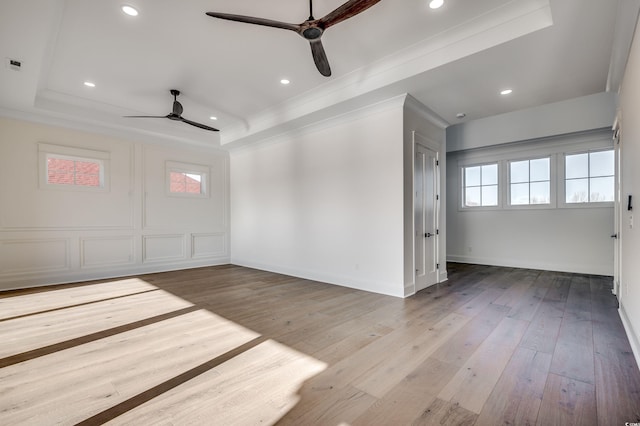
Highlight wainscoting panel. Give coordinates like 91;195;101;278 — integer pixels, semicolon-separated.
143;235;185;263
191;233;226;259
0;239;70;274
80;236;135;268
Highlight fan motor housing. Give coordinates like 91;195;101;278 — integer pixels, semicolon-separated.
302;27;323;40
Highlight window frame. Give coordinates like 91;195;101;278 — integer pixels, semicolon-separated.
506;155;556;209
459;161;501;210
560;148;615;208
38;143;110;192
454;129;614;213
165;161;210;198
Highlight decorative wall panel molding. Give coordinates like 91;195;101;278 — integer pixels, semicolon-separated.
191;233;226;259
142;234;185;263
80;236;135;268
0;238;70;274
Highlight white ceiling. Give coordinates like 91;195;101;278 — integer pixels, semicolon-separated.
0;0;635;149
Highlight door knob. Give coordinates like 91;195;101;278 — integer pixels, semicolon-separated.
425;232;433;238
611;234;618;239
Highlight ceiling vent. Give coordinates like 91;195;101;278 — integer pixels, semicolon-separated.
6;58;22;71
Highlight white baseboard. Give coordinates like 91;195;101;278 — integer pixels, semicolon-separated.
619;303;640;371
446;255;612;276
231;258;405;298
0;257;230;292
404;282;415;297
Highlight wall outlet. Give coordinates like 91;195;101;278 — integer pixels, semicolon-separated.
6;58;22;71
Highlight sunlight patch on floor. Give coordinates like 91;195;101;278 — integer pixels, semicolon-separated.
107;340;328;425
0;278;328;425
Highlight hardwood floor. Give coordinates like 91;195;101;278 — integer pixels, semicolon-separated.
1;263;639;425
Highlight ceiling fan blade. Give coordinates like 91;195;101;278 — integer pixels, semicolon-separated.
206;12;300;32
124;115;170;118
319;0;381;29
181;118;220;132
309;39;331;77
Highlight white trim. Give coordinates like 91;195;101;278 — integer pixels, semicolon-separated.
559;148;615;208
447;255;612;276
165;160;210;198
80;236;135;269
0;258;230;292
453;129;614;213
619;304;640;373
38;143;111;192
459;161;501;210
231;258;405;298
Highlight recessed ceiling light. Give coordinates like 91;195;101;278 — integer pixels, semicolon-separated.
500;89;513;95
210;116;218;121
280;79;290;85
429;0;444;9
84;81;96;88
456;113;466;119
121;5;139;16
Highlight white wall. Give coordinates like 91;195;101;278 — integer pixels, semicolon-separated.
617;16;640;365
403;96;447;296
447;92;617;152
446;129;614;276
230;97;407;297
0;117;229;290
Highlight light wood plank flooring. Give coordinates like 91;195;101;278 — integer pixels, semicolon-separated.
1;263;639;425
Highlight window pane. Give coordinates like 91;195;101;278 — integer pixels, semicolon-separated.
590;176;614;202
566;153;588;179
482;164;498;185
482;185;498;206
48;158;74;172
465;187;481;207
510;161;529;184
185;174;202;194
47;157;102;187
170;171;187;193
530;181;550;204
48;170;74;185
566;178;589;203
511;183;529;205
170;171;203;194
74;160;101;187
465;166;481;187
590;150;614;177
530;158;550;181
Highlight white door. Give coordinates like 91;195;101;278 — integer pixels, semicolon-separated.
415;144;439;292
613;126;622;298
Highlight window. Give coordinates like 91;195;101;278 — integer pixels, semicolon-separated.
509;157;550;205
565;150;614;203
46;155;103;187
170;171;203;194
166;161;209;197
39;143;110;191
462;163;498;207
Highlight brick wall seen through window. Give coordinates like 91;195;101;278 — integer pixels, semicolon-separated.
170;172;202;194
47;156;102;187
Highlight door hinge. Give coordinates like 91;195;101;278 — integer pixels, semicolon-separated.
437;263;440;269
436;194;439;201
436;229;439;235
436;160;439;166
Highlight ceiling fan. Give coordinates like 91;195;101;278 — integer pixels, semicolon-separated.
125;90;219;132
206;0;382;77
